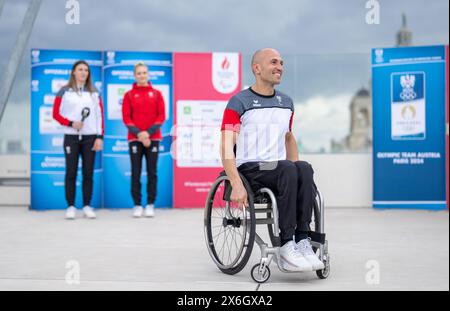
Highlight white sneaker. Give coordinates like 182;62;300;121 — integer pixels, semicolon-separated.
296;238;325;271
66;206;76;220
83;206;96;219
144;204;155;218
279;241;313;272
133;206;143;218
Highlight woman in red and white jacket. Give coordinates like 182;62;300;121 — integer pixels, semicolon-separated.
122;62;166;218
53;60;104;220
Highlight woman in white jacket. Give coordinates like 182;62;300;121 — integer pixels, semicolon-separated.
52;60;104;220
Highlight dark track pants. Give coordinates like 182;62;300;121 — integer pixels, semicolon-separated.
129;140;159;206
238;160;315;242
63;134;97;207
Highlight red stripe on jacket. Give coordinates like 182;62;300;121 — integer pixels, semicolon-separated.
99;97;105;136
52;96;71;126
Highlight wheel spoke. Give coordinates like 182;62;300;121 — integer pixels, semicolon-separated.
212;225;224;240
217;226;228;262
226;227;233;265
231;227;240;262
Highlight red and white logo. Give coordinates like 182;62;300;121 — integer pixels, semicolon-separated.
212;53;239;94
221;57;231;70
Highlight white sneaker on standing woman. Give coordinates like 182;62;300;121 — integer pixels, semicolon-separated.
144;204;155;217
133;205;144;218
83;206;96;219
66;206;76;220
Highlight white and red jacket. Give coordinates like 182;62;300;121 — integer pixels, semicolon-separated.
52;86;104;138
122;82;166;141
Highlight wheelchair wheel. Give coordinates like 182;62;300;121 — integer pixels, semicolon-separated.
251;264;271;284
312;191;321;234
311;189;322;253
316;255;330;279
267;216;279;247
204;174;256;275
254;190;280;247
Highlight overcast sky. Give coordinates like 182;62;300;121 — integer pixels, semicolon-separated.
1;0;448;56
0;0;448;152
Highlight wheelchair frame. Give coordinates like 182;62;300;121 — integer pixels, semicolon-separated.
204;172;330;283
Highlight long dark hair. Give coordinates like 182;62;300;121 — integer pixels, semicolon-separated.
65;60;97;93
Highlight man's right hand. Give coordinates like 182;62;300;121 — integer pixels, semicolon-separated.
230;181;248;207
72;121;83;130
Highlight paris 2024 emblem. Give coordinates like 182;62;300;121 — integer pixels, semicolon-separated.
391;72;426;140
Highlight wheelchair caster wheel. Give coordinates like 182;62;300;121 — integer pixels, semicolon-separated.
316;257;330;279
316;267;330;279
251;264;271;283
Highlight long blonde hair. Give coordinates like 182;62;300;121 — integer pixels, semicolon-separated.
65;60;97;93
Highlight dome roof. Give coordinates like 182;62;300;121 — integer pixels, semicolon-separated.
356;88;370;97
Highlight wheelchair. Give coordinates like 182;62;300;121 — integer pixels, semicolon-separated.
204;170;330;283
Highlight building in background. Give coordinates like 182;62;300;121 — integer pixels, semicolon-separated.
332;15;413;153
332;86;372;152
397;13;413;47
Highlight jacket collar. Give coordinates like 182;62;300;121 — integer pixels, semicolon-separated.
132;82;153;90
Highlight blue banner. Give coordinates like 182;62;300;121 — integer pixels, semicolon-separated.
30;49;103;210
372;45;447;210
102;51;173;208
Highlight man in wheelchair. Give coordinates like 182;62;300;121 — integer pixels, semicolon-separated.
220;48;324;272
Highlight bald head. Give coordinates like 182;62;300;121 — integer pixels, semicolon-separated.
252;48;280;65
250;48;284;86
251;48;282;75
